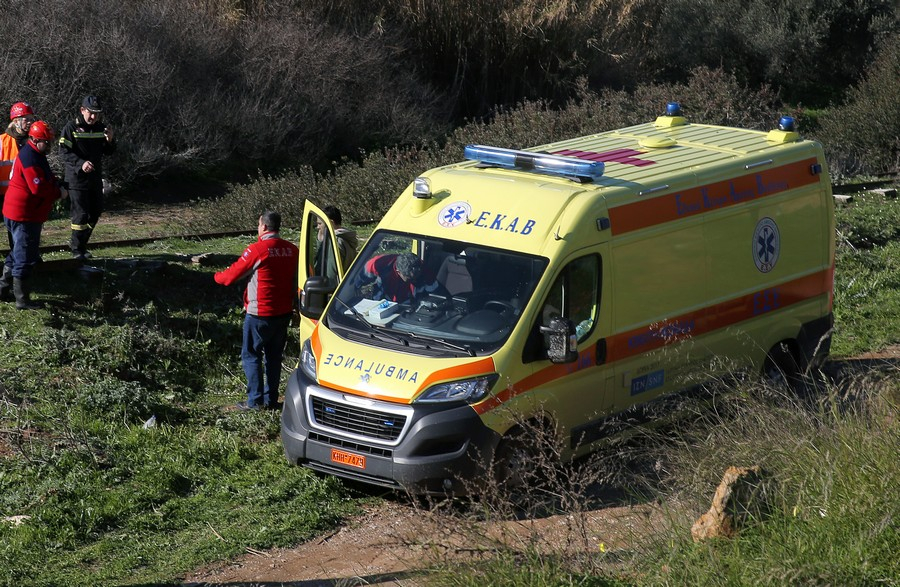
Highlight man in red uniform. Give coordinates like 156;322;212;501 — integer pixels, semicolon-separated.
214;211;299;410
357;252;442;303
0;121;67;310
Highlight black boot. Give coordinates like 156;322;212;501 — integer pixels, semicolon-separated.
0;266;13;302
13;277;42;310
71;227;93;260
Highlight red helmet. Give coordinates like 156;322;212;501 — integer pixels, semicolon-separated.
9;102;33;120
28;120;54;142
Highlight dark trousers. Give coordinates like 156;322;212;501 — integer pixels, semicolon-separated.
241;313;292;408
69;186;103;254
4;218;42;278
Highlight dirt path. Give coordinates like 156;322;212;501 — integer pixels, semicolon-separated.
183;496;667;587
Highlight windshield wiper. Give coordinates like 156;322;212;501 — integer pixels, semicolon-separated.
405;331;476;357
332;297;409;346
333;298;474;356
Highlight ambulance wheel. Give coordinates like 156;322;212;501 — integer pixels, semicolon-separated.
494;433;532;489
493;425;554;494
763;342;804;392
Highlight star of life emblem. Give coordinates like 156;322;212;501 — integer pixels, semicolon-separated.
438;202;471;228
752;217;780;273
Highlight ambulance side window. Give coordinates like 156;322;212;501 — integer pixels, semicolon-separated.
540;255;601;346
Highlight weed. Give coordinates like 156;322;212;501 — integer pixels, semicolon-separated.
418;373;898;586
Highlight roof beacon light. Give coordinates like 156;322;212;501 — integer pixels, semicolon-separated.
666;101;683;116
413;176;432;199
464;144;604;182
778;116;796;132
767;116;800;143
655;101;687;127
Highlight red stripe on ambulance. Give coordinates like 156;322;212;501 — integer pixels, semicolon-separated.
473;268;830;415
608;158;821;235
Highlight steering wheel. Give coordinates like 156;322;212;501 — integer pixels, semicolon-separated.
484;300;516;315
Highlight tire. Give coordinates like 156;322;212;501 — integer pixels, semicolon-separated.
494;433;535;489
764;341;820;396
493;423;558;498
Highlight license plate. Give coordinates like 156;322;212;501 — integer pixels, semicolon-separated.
331;449;366;469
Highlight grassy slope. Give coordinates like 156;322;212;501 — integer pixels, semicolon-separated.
0;188;899;585
0;234;361;586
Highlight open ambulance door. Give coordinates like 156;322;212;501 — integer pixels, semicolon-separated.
297;200;348;343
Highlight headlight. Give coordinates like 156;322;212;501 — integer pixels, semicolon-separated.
300;339;317;381
415;374;498;404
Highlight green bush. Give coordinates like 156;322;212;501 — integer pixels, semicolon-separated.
0;0;444;188
190;67;786;231
41;323;211;407
817;40;900;177
77;379;158;419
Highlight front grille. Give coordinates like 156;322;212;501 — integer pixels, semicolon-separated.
311;396;407;441
308;432;393;458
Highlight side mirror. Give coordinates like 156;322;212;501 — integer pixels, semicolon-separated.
540;316;578;363
300;275;335;319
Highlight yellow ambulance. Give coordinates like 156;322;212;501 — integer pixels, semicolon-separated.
282;104;834;494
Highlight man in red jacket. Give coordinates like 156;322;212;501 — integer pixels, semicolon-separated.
1;121;67;310
215;211;299;410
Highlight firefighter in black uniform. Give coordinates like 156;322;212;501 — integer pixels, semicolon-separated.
58;95;115;260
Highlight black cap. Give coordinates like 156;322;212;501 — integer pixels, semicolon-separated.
82;95;102;113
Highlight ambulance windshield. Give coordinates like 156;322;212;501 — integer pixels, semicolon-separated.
324;230;548;356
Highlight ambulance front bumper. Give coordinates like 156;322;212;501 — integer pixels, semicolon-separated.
281;368;500;495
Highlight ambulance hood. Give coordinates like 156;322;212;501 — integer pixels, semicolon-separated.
312;325;496;404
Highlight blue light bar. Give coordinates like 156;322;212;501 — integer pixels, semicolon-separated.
464;144;604;182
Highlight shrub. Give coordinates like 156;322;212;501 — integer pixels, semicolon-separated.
0;0;445;188
77;379;159;419
816;40;900;178
41;322;212;410
190;67;786;231
618;0;897;104
0;0;895;191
